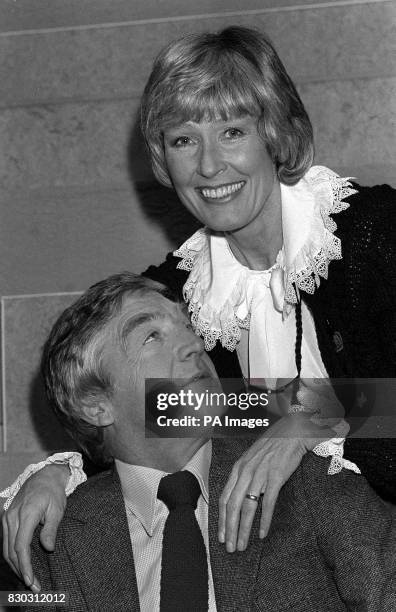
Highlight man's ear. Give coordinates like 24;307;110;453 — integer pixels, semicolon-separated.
80;398;115;427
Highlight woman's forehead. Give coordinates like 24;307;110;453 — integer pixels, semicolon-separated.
158;85;261;129
163;112;258;132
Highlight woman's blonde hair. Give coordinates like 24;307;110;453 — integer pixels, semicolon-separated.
141;26;313;187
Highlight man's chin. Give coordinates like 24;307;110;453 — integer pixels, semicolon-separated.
180;376;226;417
144;376;226;438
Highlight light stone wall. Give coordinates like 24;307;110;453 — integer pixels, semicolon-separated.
0;0;395;492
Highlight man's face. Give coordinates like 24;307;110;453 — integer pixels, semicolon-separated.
101;292;219;440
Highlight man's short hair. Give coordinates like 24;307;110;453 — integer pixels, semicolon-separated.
41;272;172;464
141;26;313;188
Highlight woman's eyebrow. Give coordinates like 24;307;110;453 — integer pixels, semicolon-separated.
164;123;192;133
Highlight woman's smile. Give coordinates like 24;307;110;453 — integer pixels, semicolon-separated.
196;180;246;202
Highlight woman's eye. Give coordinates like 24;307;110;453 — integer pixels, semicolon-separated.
172;136;193;147
144;331;161;344
224;128;244;139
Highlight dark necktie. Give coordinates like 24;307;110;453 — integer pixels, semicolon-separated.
157;470;209;612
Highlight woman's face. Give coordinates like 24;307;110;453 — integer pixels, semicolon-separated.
163;115;279;233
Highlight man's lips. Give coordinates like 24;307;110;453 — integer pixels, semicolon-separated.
195;181;245;200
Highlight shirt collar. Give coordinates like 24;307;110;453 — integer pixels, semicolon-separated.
115;440;212;536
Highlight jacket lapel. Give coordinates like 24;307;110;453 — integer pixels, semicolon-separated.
208;440;263;612
60;443;263;611
63;468;141;611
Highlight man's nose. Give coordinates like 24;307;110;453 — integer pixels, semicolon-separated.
197;141;226;178
176;327;205;361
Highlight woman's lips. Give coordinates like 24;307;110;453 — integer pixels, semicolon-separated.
196;181;245;201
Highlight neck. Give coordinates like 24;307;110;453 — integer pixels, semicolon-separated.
111;436;208;472
225;180;282;270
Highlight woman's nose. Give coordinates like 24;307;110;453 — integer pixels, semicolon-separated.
197;141;226;178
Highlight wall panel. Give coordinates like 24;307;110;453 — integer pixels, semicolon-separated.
1;2;394;107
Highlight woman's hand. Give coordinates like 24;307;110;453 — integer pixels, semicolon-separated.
218;411;338;553
2;463;69;591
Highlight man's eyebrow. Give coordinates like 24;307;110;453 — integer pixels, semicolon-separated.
119;312;164;343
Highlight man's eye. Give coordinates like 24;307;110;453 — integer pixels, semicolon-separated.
144;331;161;344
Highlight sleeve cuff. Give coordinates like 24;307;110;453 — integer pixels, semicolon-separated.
313;437;361;475
0;452;87;511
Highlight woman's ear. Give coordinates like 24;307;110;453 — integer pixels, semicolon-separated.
81;399;115;427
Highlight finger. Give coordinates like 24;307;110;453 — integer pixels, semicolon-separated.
236;495;261;551
236;471;268;550
14;514;40;588
2;513;9;563
4;510;25;581
2;514;19;578
259;479;282;539
218;468;239;543
39;509;62;552
224;466;255;552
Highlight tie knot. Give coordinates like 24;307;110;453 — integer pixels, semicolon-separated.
157;471;201;511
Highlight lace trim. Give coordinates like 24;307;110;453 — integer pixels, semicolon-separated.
186;274;251;351
283;170;356;303
0;452;87;511
311;419;360;475
174;168;356;350
175;229;252;350
174;227;207;273
313;438;361;475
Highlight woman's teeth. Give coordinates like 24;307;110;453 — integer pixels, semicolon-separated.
200;181;244;199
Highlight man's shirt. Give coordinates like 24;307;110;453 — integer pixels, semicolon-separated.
115;440;217;611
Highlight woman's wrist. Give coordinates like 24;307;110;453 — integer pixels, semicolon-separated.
0;451;86;510
39;463;70;487
282;412;339;450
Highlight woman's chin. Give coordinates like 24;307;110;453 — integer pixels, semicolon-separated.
204;218;247;233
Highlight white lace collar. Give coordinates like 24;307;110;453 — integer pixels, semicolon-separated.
174;166;357;351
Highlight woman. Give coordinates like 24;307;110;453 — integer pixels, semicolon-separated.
2;26;395;588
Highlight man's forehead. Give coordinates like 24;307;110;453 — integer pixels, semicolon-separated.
119;293;187;321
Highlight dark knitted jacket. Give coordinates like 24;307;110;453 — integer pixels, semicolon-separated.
143;184;396;502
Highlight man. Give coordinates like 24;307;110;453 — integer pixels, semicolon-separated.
29;272;394;611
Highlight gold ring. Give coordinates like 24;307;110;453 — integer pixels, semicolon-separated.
245;493;259;502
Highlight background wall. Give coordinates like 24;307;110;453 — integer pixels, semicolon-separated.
0;0;395;491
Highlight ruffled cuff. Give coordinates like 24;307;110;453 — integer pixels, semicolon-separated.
313;433;361;476
0;452;87;511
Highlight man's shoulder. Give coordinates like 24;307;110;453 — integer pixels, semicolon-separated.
211;438;255;463
62;466;121;523
29;472;119;588
285;451;386;515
